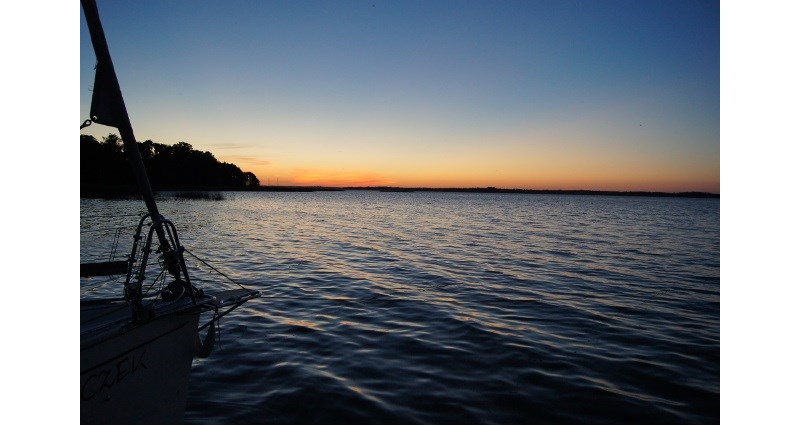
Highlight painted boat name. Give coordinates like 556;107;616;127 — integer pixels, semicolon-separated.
81;349;148;400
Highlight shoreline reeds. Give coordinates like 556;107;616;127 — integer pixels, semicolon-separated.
173;191;225;201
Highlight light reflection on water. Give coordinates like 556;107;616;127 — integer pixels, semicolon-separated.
81;191;719;424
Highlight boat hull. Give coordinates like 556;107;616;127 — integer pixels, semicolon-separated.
81;302;201;425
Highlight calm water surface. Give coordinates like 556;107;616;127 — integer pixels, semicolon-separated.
80;191;719;424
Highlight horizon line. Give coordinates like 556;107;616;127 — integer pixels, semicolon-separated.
253;185;720;197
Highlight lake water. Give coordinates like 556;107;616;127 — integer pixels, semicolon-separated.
80;191;720;424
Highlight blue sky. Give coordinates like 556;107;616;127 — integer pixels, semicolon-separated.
80;0;719;191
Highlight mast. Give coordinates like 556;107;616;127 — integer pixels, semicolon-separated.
81;0;186;305
81;0;163;234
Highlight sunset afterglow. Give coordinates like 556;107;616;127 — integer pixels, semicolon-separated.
80;1;719;193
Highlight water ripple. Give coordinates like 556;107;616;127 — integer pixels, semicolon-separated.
82;192;719;424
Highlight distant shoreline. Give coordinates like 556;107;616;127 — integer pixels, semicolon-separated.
81;184;718;199
338;187;720;198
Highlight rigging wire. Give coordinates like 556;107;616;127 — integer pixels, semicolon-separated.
184;248;254;293
140;266;167;298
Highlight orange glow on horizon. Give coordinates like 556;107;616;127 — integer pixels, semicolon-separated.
254;173;719;193
221;149;719;193
290;169;397;187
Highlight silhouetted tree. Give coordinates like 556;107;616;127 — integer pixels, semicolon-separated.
80;135;260;192
244;172;260;188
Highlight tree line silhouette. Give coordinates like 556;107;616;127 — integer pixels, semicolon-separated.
81;134;260;194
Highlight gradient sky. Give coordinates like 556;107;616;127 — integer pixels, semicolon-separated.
80;0;719;192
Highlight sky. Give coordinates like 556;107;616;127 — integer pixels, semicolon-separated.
80;0;719;192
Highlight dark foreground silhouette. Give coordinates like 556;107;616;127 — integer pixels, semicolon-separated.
81;134;259;196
